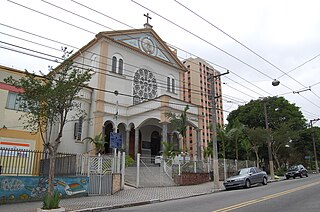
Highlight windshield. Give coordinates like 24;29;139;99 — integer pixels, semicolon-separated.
288;166;298;171
235;168;250;176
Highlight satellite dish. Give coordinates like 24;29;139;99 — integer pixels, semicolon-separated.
272;79;280;86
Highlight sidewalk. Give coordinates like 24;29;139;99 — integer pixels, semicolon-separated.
0;177;283;212
0;181;223;212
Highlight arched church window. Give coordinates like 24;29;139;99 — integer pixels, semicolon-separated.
118;58;123;75
171;78;175;93
167;75;175;93
167;77;170;91
112;56;117;72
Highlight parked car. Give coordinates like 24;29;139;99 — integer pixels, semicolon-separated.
223;167;268;190
285;165;308;179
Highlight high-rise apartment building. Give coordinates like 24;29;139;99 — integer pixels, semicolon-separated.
182;57;224;158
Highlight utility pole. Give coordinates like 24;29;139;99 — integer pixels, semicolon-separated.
210;70;229;191
310;119;320;174
263;100;275;181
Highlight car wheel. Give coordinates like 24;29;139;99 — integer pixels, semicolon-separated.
293;176;296;179
306;173;309;177
262;177;268;185
286;176;290;180
300;173;303;178
245;179;251;188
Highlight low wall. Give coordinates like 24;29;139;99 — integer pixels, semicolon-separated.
112;173;121;194
0;176;89;204
173;173;210;186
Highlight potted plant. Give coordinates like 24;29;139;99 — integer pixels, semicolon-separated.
37;190;65;212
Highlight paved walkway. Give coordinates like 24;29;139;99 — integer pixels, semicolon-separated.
0;181;225;212
0;178;283;212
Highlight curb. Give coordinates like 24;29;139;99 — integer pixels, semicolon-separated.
73;191;214;211
73;199;160;212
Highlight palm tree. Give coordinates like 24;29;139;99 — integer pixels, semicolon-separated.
82;133;106;154
241;138;251;162
162;142;178;158
216;124;229;159
165;105;189;163
228;119;244;162
165;105;189;152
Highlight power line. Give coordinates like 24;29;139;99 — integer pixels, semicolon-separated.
1;45;235;116
3;1;276;102
4;1;320;118
174;0;320;101
131;0;294;90
277;53;320;79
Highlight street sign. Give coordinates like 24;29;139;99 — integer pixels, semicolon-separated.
110;132;122;149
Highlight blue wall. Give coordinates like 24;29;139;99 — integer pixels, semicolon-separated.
0;176;89;204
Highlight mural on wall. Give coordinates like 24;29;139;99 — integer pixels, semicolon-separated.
0;176;89;204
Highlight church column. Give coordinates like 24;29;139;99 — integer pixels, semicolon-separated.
125;129;130;155
168;132;173;145
135;128;139;158
161;122;168;153
196;128;202;160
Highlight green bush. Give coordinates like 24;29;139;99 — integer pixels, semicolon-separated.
125;155;135;167
42;190;61;209
275;167;286;176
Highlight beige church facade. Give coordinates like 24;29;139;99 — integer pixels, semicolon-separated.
55;24;202;159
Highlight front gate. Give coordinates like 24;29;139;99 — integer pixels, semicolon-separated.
88;154;113;195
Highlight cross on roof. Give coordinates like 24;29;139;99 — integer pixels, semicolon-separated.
144;13;152;24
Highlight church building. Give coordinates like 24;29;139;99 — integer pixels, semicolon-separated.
55;17;202;159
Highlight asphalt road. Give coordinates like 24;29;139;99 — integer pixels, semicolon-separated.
111;174;320;212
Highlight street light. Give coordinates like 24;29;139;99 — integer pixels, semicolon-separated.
261;79;280;180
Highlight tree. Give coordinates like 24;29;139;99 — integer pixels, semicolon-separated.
82;133;106;154
216;124;229;159
227;96;306;165
241;138;251;161
165;105;189;152
5;60;92;203
245;127;267;168
227;119;244;161
271;123;299;169
161;141;179;161
227;96;306;130
203;143;213;159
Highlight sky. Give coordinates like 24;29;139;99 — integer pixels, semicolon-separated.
1;0;320;125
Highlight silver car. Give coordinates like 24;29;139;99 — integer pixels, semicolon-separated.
223;167;268;190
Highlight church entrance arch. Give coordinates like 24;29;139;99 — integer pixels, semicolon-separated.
103;122;113;154
150;131;161;156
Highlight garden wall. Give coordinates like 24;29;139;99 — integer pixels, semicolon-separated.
173;173;210;186
0;176;89;204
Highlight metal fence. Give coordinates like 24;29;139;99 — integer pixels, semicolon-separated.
163;157;256;181
0;147;125;195
0;148;78;176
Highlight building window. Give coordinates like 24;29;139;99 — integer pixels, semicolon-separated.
74;117;83;141
167;75;175;93
112;56;117;72
6;92;23;111
171;78;175;93
112;54;125;75
118;59;123;75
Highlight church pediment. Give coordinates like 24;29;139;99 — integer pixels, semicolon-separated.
98;29;185;70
